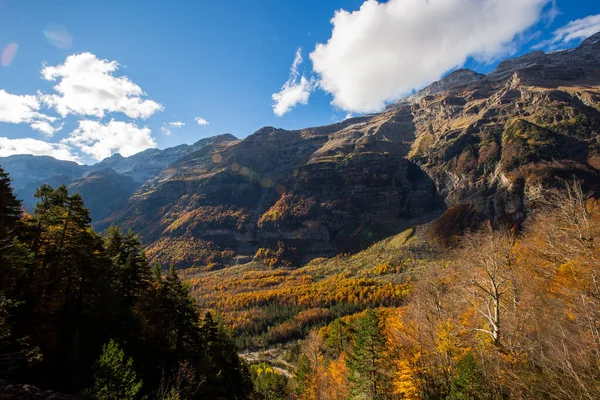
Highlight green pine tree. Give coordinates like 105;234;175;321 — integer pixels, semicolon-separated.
0;165;31;291
448;352;490;400
200;311;252;399
87;339;144;400
325;318;351;357
0;170;36;374
347;309;391;399
294;354;312;398
250;362;289;400
104;225;123;260
0;165;22;258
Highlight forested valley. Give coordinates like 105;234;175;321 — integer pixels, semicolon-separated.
2;164;600;399
2;30;600;399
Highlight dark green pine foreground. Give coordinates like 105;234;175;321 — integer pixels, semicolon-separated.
0;165;253;399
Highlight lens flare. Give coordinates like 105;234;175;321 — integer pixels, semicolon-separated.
1;43;18;67
276;184;286;195
260;177;274;188
43;24;73;49
212;153;223;163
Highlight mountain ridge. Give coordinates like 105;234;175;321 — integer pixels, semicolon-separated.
102;33;600;268
0;134;238;218
2;33;600;268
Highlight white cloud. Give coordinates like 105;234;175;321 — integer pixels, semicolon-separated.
195;117;209;126
272;48;313;116
544;0;560;25
536;14;600;48
0;52;165;162
0;90;46;124
40;52;163;119
30;120;63;137
310;0;551;113
0;137;80;163
63;119;156;161
160;121;185;136
0;89;60;135
160;126;171;135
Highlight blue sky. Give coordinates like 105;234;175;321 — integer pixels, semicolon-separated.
0;0;598;164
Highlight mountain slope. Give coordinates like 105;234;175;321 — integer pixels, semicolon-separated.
91;133;238;182
107;33;600;268
3;34;600;269
0;155;90;211
105;112;443;268
406;33;600;222
67;168;139;223
0;134;238;221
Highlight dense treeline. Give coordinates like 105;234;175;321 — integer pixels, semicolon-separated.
293;181;600;399
187;265;408;349
0;166;252;399
184;230;416;350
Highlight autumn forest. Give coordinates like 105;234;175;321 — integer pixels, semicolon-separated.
2;159;600;399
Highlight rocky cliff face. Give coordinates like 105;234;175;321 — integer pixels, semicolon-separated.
407;33;600;223
396;68;485;103
105;34;600;268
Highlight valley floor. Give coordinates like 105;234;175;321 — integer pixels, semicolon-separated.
182;226;428;350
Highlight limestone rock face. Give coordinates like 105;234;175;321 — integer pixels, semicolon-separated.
105;33;600;268
399;68;485;103
406;34;600;224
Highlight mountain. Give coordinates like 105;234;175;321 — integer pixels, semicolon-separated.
0;134;237;220
103;116;443;268
405;32;600;219
99;34;599;268
2;34;600;269
0;155;90;211
91;134;238;183
67;168;139;223
106;33;600;268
